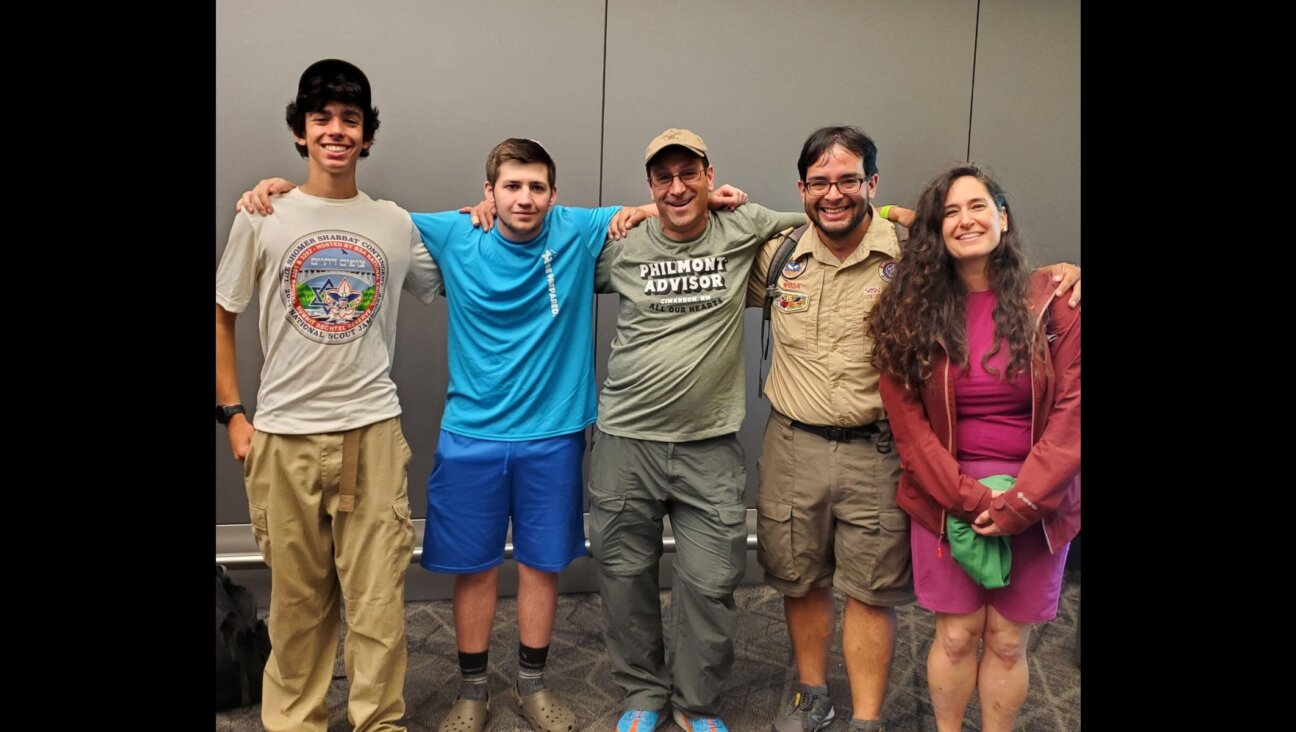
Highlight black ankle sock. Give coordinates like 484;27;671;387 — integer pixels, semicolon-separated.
518;643;549;671
457;650;489;701
517;643;549;696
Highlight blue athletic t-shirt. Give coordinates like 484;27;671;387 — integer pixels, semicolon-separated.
411;205;619;440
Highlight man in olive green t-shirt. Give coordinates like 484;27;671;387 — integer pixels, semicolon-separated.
588;128;807;732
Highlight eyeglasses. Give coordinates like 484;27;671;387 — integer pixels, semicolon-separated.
803;177;866;196
649;167;705;189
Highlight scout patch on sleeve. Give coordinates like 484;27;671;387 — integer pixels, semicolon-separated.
774;290;808;313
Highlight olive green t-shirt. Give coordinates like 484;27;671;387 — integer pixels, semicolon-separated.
595;204;806;441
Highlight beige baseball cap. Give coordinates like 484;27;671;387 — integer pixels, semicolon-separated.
644;128;708;164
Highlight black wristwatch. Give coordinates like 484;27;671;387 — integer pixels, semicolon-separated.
215;404;246;425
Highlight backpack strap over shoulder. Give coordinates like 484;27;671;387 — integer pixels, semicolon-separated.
762;224;809;326
760;224;809;398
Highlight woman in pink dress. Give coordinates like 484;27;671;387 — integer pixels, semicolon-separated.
870;165;1080;732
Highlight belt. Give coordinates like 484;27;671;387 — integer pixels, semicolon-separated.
789;420;879;442
338;428;361;513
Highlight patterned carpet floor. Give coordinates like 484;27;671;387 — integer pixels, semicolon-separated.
217;572;1079;731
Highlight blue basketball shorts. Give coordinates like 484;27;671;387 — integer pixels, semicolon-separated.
420;429;588;574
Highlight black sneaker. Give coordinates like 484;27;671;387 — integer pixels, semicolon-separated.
771;685;835;732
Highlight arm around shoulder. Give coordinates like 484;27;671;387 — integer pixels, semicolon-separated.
404;227;444;304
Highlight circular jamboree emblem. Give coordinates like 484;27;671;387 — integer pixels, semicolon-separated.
279;231;388;344
879;260;897;283
781;256;806;279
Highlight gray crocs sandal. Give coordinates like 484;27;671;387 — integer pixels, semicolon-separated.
514;687;577;732
438;695;490;732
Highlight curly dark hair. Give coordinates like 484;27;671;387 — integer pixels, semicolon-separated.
285;61;380;159
870;165;1042;394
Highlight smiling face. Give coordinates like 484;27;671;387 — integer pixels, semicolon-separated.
486;161;556;242
647;148;714;241
941;175;1009;276
293;101;370;179
799;144;877;244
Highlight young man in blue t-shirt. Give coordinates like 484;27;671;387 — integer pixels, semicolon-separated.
410;139;628;732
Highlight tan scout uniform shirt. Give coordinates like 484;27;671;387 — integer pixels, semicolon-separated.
746;206;902;427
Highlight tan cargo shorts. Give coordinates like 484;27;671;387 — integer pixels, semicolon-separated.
756;410;915;607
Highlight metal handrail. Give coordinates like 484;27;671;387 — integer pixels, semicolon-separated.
217;510;760;569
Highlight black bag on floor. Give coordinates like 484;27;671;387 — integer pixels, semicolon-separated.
216;565;272;710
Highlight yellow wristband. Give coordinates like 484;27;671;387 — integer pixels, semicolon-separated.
879;204;894;221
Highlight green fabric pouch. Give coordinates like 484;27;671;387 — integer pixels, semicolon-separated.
945;474;1015;589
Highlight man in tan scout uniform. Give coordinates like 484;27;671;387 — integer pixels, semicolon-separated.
748;126;1079;732
746;125;907;732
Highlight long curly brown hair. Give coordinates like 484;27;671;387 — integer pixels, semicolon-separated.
870;165;1042;394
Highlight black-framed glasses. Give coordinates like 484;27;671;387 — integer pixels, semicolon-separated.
803;177;866;196
649;167;705;189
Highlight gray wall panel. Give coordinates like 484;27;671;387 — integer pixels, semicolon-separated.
969;0;1082;265
599;0;979;214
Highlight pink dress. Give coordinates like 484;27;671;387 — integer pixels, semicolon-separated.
909;290;1070;623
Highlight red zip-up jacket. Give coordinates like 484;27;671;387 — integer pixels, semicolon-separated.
878;271;1080;553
